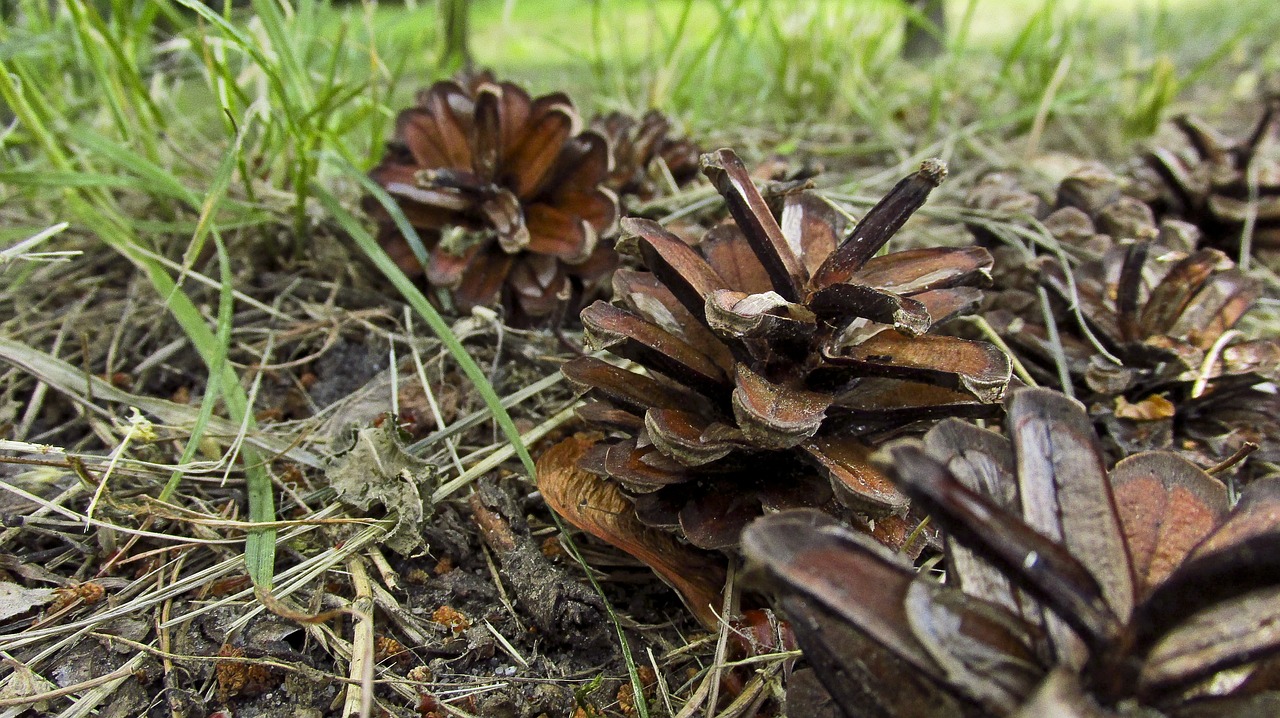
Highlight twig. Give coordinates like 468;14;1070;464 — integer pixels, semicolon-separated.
0;480;241;545
712;661;782;718
0;336;323;468
91;632;382;685
1030;219;1123;366
0;655;139;709
1238;152;1261;271
342;557;375;718
673;670;713;718
0;221;76;264
215;519;388;635
1206;442;1258;476
1037;286;1076;399
157;552;183;718
483;619;529;668
649;647;675;717
405;306;466;476
87;408;155;524
1025;53;1073;160
0;482;83;552
368;581;432;649
470;479;603;638
408;365;565;452
704;563;737;718
14;297;81;442
365;546;401;593
479;543;525;632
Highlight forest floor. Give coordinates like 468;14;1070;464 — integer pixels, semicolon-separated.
2;0;1280;716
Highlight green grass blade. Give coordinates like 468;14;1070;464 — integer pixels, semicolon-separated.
314;177;535;476
74;129;199;206
160;121;249;502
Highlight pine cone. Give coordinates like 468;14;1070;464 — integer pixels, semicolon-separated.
591;110;701;203
967;165;1280;470
365;72;620;322
563;149;1012;550
1131;100;1280;257
744;388;1280;717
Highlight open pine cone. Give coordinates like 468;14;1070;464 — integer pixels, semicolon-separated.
967;165;1280;471
1129;100;1280;258
562;148;1012;551
745;387;1280;717
365;72;620;322
591;110;701;203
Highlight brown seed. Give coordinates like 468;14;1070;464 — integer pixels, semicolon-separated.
431;605;471;634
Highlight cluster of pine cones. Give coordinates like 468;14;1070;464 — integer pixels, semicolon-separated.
366;74;1280;717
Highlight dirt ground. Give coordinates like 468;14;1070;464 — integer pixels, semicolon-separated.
3;85;1279;716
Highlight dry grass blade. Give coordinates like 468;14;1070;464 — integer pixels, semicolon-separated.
0;336;322;468
2;1;1277;715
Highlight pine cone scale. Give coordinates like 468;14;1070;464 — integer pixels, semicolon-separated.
423;242;481;288
807;284;933;335
779;193;843;275
912;287;985;326
562;356;702;414
603;440;693;488
705;290;816;345
1137;100;1280;254
831;380;1006;424
1134;248;1227;334
747;385;1276;714
800;438;908;515
851;246;994;295
829;333;1012;404
580;301;729;398
732;365;830;449
699;225;778;294
701;149;808;301
524;204;597;262
503;103;576;198
645;408;741;467
453;249;515;310
612;269;739;370
1109;452;1226;597
1167;272;1257;348
811;159;948;289
1006;390;1136;627
409;84;473;169
624;217;731;316
470;86;503;180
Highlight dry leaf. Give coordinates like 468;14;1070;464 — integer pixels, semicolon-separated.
0;658;56;718
326;420;437;555
0;582;55;621
536;436;726;628
1113;394;1176;421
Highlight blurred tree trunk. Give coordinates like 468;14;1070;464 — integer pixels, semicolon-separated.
903;0;946;61
437;0;471;73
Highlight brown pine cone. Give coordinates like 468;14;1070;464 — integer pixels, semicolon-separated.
365;72;620;323
965;164;1280;473
563;149;1012;551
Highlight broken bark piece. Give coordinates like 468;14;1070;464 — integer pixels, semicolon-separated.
469;476;608;646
